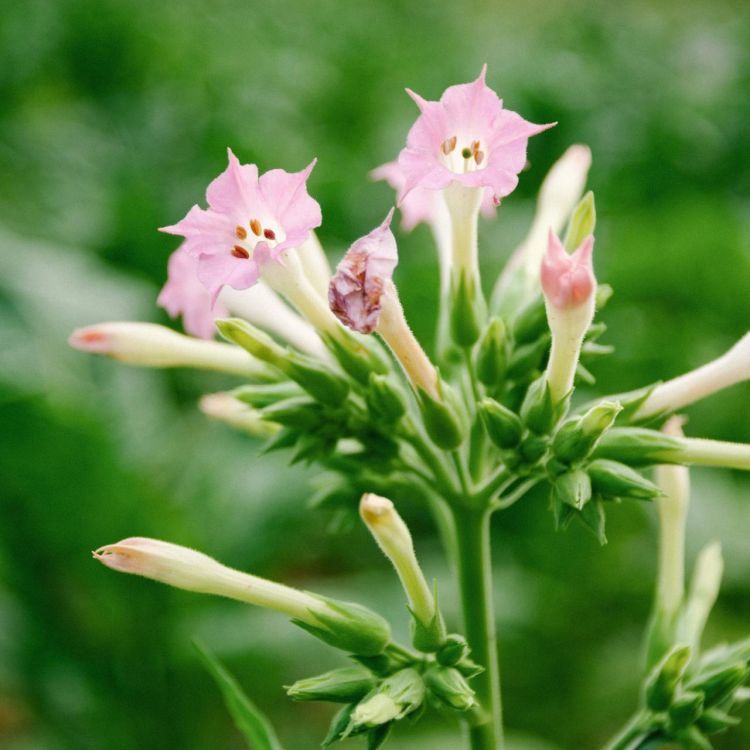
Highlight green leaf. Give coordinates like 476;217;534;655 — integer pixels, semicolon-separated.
194;639;283;750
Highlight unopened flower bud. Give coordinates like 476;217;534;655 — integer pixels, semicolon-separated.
449;271;483;347
350;668;425;729
360;494;445;652
680;542;723;657
69;321;273;379
541;228;597;404
286;666;377;703
668;691;704;729
199;393;279;437
552;400;622;463
645;644;691;712
475;318;509;386
424;665;477;711
418;379;468;449
587;459;661;500
436;634;470;666
366;374;407;423
635;332;750;421
520;375;557;434
689;662;749;709
592;427;684;466
553;469;592;510
478;398;524;449
94;537;390;656
696;707;741;734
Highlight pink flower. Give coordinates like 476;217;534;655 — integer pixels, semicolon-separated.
160;149;322;303
540;230;595;309
328;210;398;334
397;66;553;204
157;245;227;339
371;161;496;231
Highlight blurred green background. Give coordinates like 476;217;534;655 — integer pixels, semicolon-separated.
1;0;749;748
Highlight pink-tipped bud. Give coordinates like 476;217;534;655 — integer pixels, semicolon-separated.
328;209;398;334
541;230;596;310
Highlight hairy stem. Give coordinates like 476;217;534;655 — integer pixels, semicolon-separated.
454;506;503;749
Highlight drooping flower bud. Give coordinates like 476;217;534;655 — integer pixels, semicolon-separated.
286;666;376;703
360;494;445;652
553;469;592;511
94;537;391;656
635;332;750;421
349;668;425;729
199;392;280;437
541;227;597;405
69;321;274;379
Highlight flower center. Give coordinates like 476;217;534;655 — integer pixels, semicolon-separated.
440;135;485;174
231;217;284;260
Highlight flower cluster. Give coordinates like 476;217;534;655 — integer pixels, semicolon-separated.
70;68;750;750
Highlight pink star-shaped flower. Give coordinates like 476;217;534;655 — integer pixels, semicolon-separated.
541;230;596;310
157;245;228;339
160;149;321;303
397;66;554;204
328;209;398;334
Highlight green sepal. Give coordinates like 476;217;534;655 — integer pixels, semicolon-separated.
511;295;547;345
216;318;285;365
410;610;446;654
507;333;551;379
592;427;683;467
450;272;482;347
233;382;303;408
478;398;524;449
453;657;485;679
366;723;392;749
553;469;592;511
193;639;283;750
418;380;468;450
292;596;391;657
575;362;596;386
322;703;357;747
595;283;613;310
552;400;622;464
261;396;323;430
366;373;407;424
424;665;477;711
283;357;350;406
688;663;750;708
668;690;704;730
645;644;692;712
437;634;470;667
324;332;389;385
260;428;299;455
697;707;741;734
519;434;548;464
563;190;596;251
350;644;414;677
674;726;713;750
349;668;426;731
520;376;557;434
587;459;661;500
286;666;377;703
579;496;607;545
475;317;510;386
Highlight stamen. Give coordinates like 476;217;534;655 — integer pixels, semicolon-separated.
232;245;250;259
474;150;485;166
263;228;276;240
441;136;457;155
250;219;262;236
461;147;472;159
235;225;248;240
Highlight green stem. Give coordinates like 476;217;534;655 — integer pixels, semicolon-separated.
453;506;503;749
600;712;650;750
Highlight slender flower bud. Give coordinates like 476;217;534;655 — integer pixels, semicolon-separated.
587;459;661;500
69;321;273;379
360;494;444;651
94;537;391;656
296;231;332;299
350;668;425;729
286;666;376;703
635;332;750;420
491;144;592;313
199;392;280;437
679;541;723;657
541;229;597;404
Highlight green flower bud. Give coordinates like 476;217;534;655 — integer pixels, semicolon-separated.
668;690;704;729
324;330;389;385
424;665;477;711
592;427;683;466
292;595;392;657
579;497;607;545
507;333;551;379
286;666;377;703
554;469;592;511
350;668;425;729
478;398;524;449
322;703;356;747
689;662;749;708
512;295;547;345
450;272;483;347
696;707;741;733
437;634;470;666
216;317;285;365
476;318;509;386
674;726;712;750
587;459;661;499
645;644;691;712
418;380;468;450
261;396;323;430
366;374;407;423
563;191;596;251
519;433;548;464
552;400;622;463
520;375;556;434
232;382;302;408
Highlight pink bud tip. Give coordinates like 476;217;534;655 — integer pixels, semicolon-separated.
540;230;596;309
69;327;111;353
